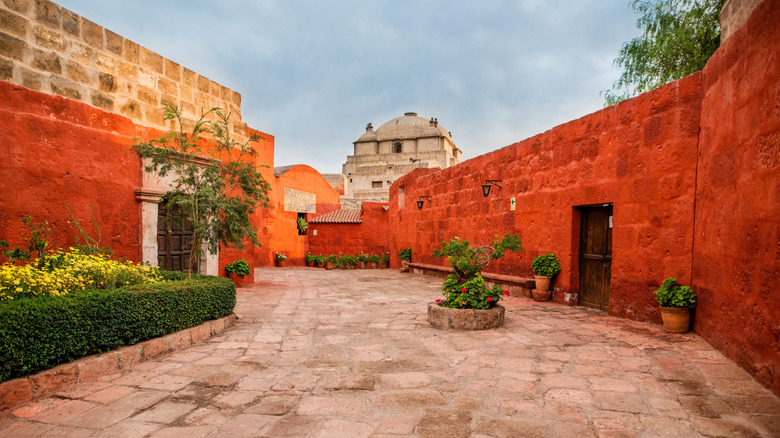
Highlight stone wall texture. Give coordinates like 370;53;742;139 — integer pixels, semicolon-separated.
0;0;246;138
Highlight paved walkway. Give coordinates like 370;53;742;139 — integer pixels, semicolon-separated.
1;268;778;437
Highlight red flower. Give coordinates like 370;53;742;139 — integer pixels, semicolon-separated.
436;299;442;303
502;290;509;296
460;287;467;292
487;297;493;302
461;278;466;281
658;280;663;285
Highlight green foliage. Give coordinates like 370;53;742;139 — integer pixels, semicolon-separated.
1;216;51;268
357;253;369;263
653;277;697;308
132;104;271;278
398;247;412;262
439;274;509;310
531;254;562;278
305;253;316;263
313;255;326;264
432;234;521;309
325;254;338;263
0;275;235;382
432;234;523;280
338;255;358;267
275;253;287;261
297;217;308;233
225;259;250;276
66;203;113;257
380;253;389;264
367;254;380;263
604;0;726;105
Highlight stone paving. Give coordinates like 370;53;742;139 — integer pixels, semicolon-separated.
1;268;779;437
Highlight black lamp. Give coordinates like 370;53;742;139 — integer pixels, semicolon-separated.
481;180;502;197
417;196;431;210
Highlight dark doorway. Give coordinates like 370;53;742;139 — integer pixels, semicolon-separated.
157;199;198;273
578;204;612;310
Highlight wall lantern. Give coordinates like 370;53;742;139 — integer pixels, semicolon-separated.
481;180;502;197
417;196;432;210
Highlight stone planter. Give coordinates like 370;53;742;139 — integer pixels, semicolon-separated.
400;261;410;273
532;289;551;302
427;302;505;330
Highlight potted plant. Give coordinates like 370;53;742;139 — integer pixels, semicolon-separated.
324;254;337;270
225;259;252;286
398;247;411;272
275;252;287;267
654;278;697;333
367;253;380;269
429;234;522;330
380;253;390;269
357;253;368;269
344;255;358;269
305;253;316;267
314;254;325;268
297;217;308;235
531;253;561;298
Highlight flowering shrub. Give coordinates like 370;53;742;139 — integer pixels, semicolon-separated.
432;234;522;309
0;249;161;301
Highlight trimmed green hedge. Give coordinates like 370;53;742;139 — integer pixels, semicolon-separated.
0;274;235;382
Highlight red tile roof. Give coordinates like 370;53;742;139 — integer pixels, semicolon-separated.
310;209;361;224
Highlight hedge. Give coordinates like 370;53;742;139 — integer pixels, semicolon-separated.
0;274;235;382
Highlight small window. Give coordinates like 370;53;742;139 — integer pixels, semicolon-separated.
372;181;382;188
393;142;402;153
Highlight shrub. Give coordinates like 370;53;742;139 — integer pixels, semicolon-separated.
431;234;522;309
0;275;235;382
305;253;315;263
398;248;412;262
357;253;368;263
0;250;161;301
654;278;697;308
225;260;250;276
313;255;325;264
368;254;380;263
325;254;337;263
380;253;389;264
531;254;562;278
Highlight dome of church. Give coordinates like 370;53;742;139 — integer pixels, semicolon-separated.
367;112;451;141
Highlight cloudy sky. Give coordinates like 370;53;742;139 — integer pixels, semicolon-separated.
57;0;641;174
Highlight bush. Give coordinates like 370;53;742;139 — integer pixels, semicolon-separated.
654;278;697;308
398;248;411;262
0;275;235;382
225;259;250;276
531;253;561;278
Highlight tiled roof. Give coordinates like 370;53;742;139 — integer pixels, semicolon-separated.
310;209;361;224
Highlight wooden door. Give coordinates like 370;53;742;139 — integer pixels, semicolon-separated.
157;201;198;273
579;206;612;309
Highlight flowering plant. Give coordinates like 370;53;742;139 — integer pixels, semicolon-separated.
357;253;369;263
432;234;522;309
654;278;696;308
275;253;287;261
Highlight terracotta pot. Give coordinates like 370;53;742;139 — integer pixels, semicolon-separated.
316;262;324;268
532;289;551;302
276;259;285;267
660;307;691;333
307;261;315;267
324;261;335;270
368;262;377;269
534;276;551;291
359;262;366;269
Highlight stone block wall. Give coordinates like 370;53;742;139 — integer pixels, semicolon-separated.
0;0;246;138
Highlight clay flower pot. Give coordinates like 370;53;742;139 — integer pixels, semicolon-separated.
324;261;335;270
534;276;551;291
660;307;691;333
227;272;253;287
307;261;315;267
276;259;286;267
532;289;551;302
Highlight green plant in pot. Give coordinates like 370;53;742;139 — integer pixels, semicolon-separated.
357;253;368;268
313;254;326;267
275;252;287;267
225;259;252;286
380;253;389;268
324;254;337;270
367;254;380;268
297;217;308;234
398;247;412;272
305;253;316;266
654;278;696;333
531;253;561;294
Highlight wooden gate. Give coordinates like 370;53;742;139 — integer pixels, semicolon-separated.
157;200;198;273
578;205;612;309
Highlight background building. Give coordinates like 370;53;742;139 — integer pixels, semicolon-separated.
341;112;461;206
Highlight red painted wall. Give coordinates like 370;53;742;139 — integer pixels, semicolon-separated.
391;73;702;322
0;82;142;261
693;0;780;395
308;202;390;258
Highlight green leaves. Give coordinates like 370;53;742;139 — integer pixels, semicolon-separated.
225;260;250;276
531;254;561;278
653;277;697;308
605;0;726;105
131;104;271;278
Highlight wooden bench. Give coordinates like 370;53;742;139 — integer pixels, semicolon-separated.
407;263;536;298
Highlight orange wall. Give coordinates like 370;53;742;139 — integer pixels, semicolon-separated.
693;0;780;395
308;202;390;258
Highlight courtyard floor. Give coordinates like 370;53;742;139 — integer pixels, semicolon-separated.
1;268;779;437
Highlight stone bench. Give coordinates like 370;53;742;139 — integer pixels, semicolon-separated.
407;263;536;298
